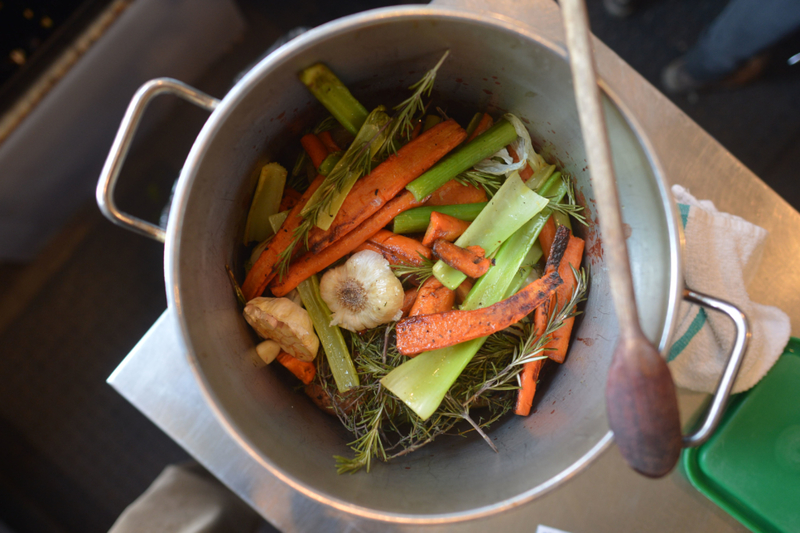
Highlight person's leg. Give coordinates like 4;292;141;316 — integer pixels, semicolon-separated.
683;0;800;82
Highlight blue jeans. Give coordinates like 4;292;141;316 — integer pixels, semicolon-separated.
684;0;800;81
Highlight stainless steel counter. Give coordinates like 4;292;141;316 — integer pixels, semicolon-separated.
108;0;799;531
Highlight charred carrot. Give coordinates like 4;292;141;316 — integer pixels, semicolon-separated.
423;178;488;207
242;174;326;300
401;287;419;317
317;130;341;153
515;358;546;416
431;240;492;279
409;277;456;318
465;113;493;142
269;190;425;296
395;226;569;356
300;133;329;170
276;351;316;385
369;229;432;265
539;215;557;263
305;119;467;254
279;187;303;212
543;232;585;363
422;211;471;247
352;241;406;266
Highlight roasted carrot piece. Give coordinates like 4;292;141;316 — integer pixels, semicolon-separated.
409;277;456;317
317;130;341;153
276;351;316;385
465;113;494;142
394;226;570;356
423;179;487;206
539;215;557;263
421;211;471;247
241;174;326;300
409;119;423;140
401;287;419;317
279;187;303;212
432;240;493;278
543;233;585;363
269;190;425;296
300;133;329;170
455;278;473;305
369;229;432;265
515;358;546;416
353;241;406;266
305;119;467;254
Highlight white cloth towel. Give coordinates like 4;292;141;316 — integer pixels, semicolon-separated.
667;185;791;394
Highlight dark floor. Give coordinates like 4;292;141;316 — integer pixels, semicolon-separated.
1;0;799;532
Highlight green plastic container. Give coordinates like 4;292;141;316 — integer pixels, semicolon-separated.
682;337;800;533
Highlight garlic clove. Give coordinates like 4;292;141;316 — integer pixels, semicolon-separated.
319;250;404;332
243;297;319;361
255;339;281;365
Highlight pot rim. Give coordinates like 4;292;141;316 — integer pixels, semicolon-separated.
164;4;683;524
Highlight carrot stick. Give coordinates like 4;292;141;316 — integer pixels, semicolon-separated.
300;133;329;170
305;119;467;254
515;358;545;416
352;241;405;265
543;233;585;363
401;287;419;317
317;130;341;153
279;187;303;211
423;179;487;206
276;351;316;385
395;226;569;356
269;190;425;296
242;174;326;300
455;278;473;305
421;211;471;247
465;113;494;142
409;277;456;317
409;120;423;140
539;215;557;263
431;240;492;279
368;229;432;265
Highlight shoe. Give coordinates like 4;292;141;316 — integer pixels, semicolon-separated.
661;54;769;94
603;0;637;18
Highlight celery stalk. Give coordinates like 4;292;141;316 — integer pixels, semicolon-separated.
299;64;368;136
391;202;487;234
405;119;517;201
297;275;359;392
243;163;287;244
432;173;548;290
268;210;289;235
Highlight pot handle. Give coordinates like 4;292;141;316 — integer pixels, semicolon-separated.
96;78;220;242
679;288;750;448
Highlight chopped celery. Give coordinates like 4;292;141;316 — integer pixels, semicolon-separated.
299;64;368;136
318;153;341;176
405;119;517;201
297;275;359;392
243;163;287;244
268;210;289;234
302;107;391;231
391;202;487;234
432;172;548;290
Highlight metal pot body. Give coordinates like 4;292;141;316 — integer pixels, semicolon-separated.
164;6;681;523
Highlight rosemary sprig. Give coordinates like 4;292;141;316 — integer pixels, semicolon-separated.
455;169;504;198
390;255;435;286
548;173;588;226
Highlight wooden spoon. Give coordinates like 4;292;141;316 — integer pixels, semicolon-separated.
560;0;683;477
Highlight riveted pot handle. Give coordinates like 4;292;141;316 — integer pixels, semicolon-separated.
679;289;750;448
96;78;220;242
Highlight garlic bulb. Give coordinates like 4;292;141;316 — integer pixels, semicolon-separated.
319;250;404;332
243;297;319;361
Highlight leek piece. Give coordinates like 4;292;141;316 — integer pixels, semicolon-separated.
244;163;287;244
318;153;341;176
268;210;289;235
405;119;517;201
432;172;548;290
391;202;487;234
302;107;391;231
297;275;359;392
502;243;543;299
526;164;556;192
299;63;368;136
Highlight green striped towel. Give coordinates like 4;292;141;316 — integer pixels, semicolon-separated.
667;185;790;393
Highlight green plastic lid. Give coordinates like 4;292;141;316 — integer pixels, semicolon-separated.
682;338;800;533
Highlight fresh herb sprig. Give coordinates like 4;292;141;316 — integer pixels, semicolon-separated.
390;255;435;286
455;169;504;198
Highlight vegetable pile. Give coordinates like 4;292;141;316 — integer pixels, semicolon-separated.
233;52;589;473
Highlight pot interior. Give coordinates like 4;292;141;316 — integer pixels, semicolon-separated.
166;6;680;522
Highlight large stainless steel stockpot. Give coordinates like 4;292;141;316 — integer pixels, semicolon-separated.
97;5;748;524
